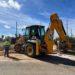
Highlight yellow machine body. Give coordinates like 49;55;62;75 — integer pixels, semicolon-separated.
14;13;72;57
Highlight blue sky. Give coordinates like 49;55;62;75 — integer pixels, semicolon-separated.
0;0;75;37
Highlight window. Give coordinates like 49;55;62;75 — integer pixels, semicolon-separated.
41;27;45;36
31;29;35;35
25;28;30;36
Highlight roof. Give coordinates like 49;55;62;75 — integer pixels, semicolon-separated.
26;25;44;28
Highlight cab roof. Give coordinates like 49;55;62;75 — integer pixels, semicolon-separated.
26;25;44;28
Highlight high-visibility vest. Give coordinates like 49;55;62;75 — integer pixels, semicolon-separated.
4;41;10;46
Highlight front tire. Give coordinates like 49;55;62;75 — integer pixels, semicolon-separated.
26;43;36;57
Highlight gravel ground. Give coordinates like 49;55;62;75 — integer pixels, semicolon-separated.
0;53;75;75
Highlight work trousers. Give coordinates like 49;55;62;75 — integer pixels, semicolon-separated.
4;46;9;57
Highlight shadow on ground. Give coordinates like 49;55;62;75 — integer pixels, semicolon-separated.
5;51;75;67
35;55;75;66
8;56;21;61
64;50;75;56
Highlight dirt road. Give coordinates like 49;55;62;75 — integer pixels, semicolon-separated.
0;53;75;75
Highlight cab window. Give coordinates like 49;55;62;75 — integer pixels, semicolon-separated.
41;27;45;36
25;28;30;36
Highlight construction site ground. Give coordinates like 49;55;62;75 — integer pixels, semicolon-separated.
0;48;75;75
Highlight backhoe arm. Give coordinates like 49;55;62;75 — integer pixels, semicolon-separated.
50;13;71;49
44;22;54;54
44;13;71;54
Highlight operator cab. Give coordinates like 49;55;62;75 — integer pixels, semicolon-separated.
23;25;45;40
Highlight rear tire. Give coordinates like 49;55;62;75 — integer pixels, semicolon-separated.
14;44;21;52
26;43;36;57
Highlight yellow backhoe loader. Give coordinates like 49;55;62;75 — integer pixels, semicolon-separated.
14;13;72;57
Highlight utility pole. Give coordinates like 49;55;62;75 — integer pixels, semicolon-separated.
71;28;73;37
66;19;68;36
16;21;18;38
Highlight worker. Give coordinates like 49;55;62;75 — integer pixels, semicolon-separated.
4;39;11;57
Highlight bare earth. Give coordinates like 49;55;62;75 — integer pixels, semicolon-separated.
0;52;75;75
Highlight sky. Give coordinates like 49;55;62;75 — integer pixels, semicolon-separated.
0;0;75;37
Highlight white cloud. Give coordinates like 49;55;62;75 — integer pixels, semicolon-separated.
1;8;75;37
8;0;21;10
0;8;49;36
39;12;50;18
39;12;59;19
0;19;8;24
0;8;48;27
0;1;9;8
0;0;21;10
4;25;11;29
18;25;27;29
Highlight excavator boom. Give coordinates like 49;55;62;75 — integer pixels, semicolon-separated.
44;13;71;54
